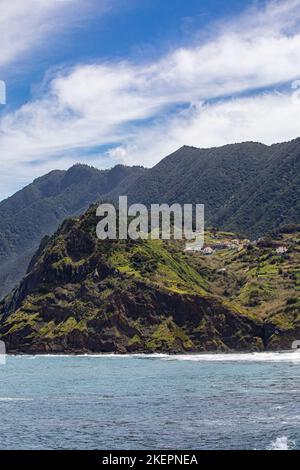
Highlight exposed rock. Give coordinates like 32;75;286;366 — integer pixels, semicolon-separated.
0;207;299;353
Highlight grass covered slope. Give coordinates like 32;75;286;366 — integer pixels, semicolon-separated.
201;226;300;349
0;207;299;353
0;206;264;354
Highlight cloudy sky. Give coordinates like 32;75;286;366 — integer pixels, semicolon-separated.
1;0;300;200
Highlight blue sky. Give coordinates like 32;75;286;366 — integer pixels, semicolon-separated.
4;0;257;108
1;0;300;200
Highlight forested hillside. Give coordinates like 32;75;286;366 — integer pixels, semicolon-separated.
0;164;145;298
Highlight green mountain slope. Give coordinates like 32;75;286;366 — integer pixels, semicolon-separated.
1;137;300;300
0;207;298;353
0;164;145;298
124;138;300;238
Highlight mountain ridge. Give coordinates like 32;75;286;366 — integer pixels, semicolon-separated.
1;137;300;298
123;138;300;237
0;163;146;298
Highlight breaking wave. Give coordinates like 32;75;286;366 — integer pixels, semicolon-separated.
267;436;295;450
10;350;300;362
160;350;300;363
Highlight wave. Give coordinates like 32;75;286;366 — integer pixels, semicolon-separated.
10;353;168;359
8;350;300;362
267;436;295;450
160;351;300;363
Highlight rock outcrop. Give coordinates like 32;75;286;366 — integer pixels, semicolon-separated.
0;207;299;353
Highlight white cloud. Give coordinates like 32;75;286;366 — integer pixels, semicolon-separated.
1;0;300;199
0;0;75;67
0;0;113;68
112;91;300;167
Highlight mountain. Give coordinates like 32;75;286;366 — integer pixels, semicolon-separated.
124;138;300;238
0;206;299;353
1;136;300;299
0;163;145;298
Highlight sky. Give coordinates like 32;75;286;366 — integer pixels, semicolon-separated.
1;0;300;200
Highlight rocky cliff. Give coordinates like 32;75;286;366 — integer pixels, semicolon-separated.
0;207;299;353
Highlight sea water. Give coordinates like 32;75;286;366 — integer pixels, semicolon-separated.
0;351;299;450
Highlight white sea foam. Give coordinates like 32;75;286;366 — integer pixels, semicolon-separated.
8;350;300;362
159;351;300;363
10;353;167;359
267;436;295;450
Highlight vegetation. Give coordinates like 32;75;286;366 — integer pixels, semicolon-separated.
126;139;300;239
0;205;299;353
1;137;300;300
0;163;145;298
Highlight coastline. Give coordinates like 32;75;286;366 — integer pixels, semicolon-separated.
4;349;300;361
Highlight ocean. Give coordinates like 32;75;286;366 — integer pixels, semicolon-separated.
0;351;299;450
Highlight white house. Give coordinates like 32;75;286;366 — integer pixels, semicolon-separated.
276;246;288;254
202;247;214;255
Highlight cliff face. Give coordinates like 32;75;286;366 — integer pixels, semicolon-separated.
0;207;299;353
